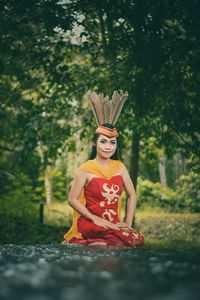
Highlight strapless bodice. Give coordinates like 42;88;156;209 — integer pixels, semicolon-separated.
83;174;123;223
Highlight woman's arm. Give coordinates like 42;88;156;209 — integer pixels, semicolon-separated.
68;170;121;230
68;170;94;221
121;166;137;228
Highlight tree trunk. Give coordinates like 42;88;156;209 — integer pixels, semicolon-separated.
39;203;44;224
159;155;168;188
130;131;140;190
44;165;53;205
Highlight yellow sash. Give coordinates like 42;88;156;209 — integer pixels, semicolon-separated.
62;159;124;242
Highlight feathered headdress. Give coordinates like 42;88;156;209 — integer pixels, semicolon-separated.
87;90;128;137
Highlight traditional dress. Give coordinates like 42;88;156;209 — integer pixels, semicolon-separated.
62;159;144;247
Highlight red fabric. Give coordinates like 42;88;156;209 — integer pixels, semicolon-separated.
69;175;144;247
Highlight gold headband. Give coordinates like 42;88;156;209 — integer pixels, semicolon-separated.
95;125;119;138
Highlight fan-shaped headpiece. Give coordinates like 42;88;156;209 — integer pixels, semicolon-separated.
87;90;128;138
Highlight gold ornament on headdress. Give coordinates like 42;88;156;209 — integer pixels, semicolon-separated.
87;90;128;125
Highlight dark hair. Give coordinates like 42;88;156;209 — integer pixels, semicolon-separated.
89;123;121;160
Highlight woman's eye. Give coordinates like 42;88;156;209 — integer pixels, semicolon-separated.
100;140;106;144
110;141;116;145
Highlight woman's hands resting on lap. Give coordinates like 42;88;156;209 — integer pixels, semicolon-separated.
116;221;131;228
91;215;122;231
116;221;132;232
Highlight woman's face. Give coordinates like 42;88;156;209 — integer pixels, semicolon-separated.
96;134;117;159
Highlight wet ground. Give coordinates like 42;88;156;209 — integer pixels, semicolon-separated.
0;244;200;300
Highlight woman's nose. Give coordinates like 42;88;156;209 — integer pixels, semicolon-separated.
105;143;111;149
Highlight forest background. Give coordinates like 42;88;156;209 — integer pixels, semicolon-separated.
0;0;200;248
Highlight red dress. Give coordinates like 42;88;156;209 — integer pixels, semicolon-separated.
69;175;144;247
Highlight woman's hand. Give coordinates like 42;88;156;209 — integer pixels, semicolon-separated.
116;221;132;232
116;221;131;228
92;215;121;231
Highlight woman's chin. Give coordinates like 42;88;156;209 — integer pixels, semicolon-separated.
102;153;113;159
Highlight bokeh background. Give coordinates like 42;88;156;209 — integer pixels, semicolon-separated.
0;0;200;248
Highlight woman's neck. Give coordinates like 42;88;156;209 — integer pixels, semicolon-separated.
95;155;110;168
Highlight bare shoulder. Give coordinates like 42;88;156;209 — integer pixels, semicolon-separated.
120;165;133;184
120;165;135;194
74;169;88;182
68;170;88;200
70;170;87;194
120;164;129;176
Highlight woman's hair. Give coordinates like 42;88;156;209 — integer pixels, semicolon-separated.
89;123;121;160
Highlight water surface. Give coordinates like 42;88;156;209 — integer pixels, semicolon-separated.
0;244;199;300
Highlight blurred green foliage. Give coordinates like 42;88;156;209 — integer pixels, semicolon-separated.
1;0;200;245
0;173;39;243
137;172;200;212
52;169;68;202
33;168;69;203
137;178;176;210
175;172;200;212
0;171;70;244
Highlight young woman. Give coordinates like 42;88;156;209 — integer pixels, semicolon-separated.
62;123;144;247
